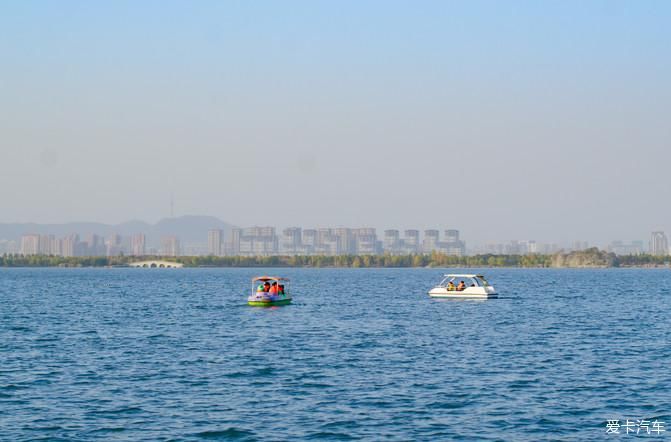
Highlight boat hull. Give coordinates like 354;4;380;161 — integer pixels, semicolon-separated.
428;287;497;299
429;292;498;299
247;293;292;307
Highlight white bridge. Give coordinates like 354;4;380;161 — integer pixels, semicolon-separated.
129;260;184;268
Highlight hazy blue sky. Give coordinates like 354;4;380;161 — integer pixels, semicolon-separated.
1;1;669;245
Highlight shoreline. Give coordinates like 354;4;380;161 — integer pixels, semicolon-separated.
1;248;668;269
1;265;668;269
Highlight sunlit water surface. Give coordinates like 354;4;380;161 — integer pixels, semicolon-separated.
1;268;670;441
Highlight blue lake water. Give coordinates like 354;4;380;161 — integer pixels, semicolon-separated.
1;268;669;441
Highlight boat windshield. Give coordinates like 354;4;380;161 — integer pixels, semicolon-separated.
438;276;453;286
438;276;490;287
439;276;475;286
252;277;289;295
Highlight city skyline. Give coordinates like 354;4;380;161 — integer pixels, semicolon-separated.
0;213;664;248
2;2;670;245
6;217;669;257
2;3;670;441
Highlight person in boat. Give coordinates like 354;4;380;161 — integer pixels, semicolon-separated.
456;281;466;291
269;282;279;295
256;284;265;293
447;281;455;291
263;281;271;292
278;284;285;295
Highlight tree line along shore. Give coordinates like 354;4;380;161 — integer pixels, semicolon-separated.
0;248;669;268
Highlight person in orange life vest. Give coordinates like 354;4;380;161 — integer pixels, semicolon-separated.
269;282;279;295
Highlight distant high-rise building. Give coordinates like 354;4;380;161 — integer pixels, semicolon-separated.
0;239;19;255
61;234;78;257
208;229;223;256
161;236;180;257
281;227;302;255
441;229;465;256
106;234;124;256
608;240;644;256
315;228;333;255
352;228;378;254
131;234;146;256
445;230;460;243
85;234;106;256
506;240;523;255
540;243;560;254
422;230;440;253
20;234;40;255
302;229;317;253
39;234;54;255
572;241;589;251
317;229;340;255
228;228;242;255
334;228;354;254
50;237;62;256
649;231;668;256
383;230;400;254
403;230;420;253
445;243;465;257
238;227;277;256
527;240;538;254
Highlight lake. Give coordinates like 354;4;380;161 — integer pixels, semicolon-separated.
1;268;669;440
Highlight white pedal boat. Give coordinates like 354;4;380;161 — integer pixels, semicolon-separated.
428;274;497;299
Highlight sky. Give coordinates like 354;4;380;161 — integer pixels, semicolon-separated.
1;0;670;246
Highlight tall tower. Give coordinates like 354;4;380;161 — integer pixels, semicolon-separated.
170;191;174;218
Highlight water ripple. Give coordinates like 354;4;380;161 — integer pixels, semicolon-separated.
0;267;669;440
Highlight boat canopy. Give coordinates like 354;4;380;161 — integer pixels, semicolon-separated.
437;274;491;288
252;276;290;282
444;274;484;279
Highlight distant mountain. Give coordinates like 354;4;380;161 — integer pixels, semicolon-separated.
0;216;236;245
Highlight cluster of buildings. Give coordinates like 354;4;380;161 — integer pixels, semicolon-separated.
14;233;180;257
603;232;669;257
478;240;559;255
477;233;671;257
606;240;646;256
209;227;466;257
6;229;671;258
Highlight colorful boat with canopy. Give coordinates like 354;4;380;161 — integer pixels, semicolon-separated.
248;276;292;306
